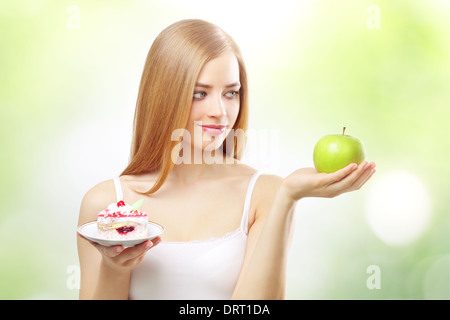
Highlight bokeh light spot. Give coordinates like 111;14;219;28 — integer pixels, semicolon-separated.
365;170;432;246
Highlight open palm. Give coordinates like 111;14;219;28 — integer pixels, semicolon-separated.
283;161;376;200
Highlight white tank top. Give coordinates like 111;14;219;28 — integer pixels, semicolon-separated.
113;172;261;300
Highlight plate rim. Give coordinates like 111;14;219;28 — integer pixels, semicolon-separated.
77;220;164;246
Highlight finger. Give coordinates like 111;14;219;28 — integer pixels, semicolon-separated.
151;236;162;247
338;161;375;191
326;161;372;195
351;163;376;190
76;231;126;257
324;162;359;185
96;244;125;258
116;240;156;261
131;238;162;260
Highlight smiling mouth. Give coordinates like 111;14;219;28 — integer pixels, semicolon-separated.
198;124;228;136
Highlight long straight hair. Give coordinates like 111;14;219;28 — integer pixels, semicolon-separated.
121;19;249;194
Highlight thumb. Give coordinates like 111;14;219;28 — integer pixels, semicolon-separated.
325;163;359;184
92;243;125;258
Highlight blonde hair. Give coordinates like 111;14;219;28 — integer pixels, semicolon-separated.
121;19;249;194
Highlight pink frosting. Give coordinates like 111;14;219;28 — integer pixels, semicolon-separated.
98;201;147;218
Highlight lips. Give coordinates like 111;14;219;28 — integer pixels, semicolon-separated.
199;124;227;136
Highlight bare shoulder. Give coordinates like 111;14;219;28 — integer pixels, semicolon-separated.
254;174;283;197
232;161;283;196
78;179;116;225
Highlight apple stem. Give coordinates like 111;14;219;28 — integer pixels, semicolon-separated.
343;127;346;136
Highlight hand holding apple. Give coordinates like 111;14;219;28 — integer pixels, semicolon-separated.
281;162;375;201
280;128;375;201
313;127;366;173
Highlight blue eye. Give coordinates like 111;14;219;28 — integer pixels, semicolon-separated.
193;91;206;99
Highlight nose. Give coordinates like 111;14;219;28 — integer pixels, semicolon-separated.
207;94;227;118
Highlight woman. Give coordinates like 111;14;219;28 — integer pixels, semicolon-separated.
77;19;376;300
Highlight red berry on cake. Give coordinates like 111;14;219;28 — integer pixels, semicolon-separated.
97;201;148;240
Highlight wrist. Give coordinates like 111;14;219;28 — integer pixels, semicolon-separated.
279;179;300;204
93;259;131;300
277;181;298;209
100;257;131;277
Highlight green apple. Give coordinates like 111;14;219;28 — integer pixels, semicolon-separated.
313;127;366;173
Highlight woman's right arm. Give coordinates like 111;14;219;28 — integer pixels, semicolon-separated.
77;181;159;300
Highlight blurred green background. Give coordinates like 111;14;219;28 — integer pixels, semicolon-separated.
0;0;448;299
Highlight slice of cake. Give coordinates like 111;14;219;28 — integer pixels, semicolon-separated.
97;200;148;240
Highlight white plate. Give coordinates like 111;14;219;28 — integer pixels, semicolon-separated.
77;221;164;247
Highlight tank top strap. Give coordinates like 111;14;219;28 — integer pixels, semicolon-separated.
240;172;262;234
113;177;123;202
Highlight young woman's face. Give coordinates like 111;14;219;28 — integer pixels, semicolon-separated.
184;51;241;155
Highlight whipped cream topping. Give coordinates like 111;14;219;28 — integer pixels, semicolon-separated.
98;201;147;218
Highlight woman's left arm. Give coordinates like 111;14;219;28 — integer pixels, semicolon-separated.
232;161;376;299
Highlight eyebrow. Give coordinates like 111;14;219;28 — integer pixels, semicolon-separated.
195;82;241;89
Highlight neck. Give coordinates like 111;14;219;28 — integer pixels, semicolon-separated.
169;148;236;184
